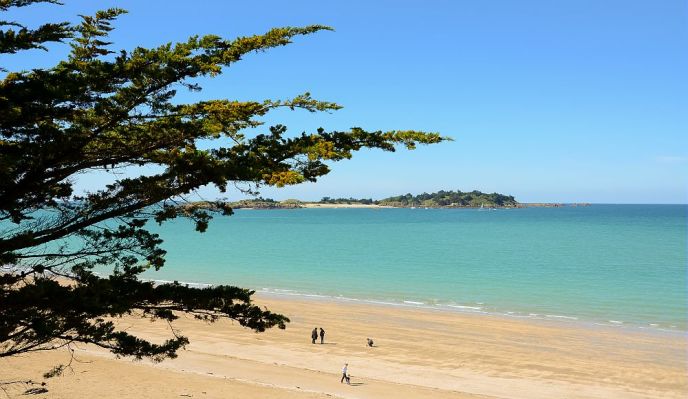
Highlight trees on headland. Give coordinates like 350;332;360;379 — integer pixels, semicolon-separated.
211;190;518;208
0;0;444;379
315;190;519;207
378;190;518;208
319;197;375;205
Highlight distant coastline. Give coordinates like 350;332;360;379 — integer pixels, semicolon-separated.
218;190;591;210
279;202;591;209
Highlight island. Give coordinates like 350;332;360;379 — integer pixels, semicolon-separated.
220;190;590;209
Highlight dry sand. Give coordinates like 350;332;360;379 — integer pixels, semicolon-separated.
3;295;686;398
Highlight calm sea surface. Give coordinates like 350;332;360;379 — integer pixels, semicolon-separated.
144;205;687;331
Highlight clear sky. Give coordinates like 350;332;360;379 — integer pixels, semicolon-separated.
5;0;687;203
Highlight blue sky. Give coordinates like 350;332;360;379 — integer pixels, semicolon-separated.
5;0;687;203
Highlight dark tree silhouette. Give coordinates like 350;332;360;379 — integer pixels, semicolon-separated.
0;0;444;376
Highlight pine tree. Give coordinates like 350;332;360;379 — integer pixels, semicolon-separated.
0;0;444;373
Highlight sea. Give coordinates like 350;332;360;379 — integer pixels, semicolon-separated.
143;204;687;332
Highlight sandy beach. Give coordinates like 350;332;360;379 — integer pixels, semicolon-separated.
3;295;686;399
300;203;391;209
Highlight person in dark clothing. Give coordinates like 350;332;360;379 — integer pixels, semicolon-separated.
311;327;318;344
319;327;325;344
366;337;374;347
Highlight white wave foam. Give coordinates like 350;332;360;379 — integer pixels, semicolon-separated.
139;281;685;334
545;314;578;320
263;288;297;293
446;305;483;310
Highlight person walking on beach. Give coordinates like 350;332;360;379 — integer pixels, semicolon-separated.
340;363;350;384
366;337;374;347
311;327;318;344
319;327;325;344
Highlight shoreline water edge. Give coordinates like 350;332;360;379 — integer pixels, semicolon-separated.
146;278;687;335
7;290;687;399
143;205;686;335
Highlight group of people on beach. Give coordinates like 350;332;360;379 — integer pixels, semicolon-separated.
309;327;375;385
311;327;325;344
310;327;374;348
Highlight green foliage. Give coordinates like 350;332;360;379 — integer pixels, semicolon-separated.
0;0;71;56
226;197;300;209
319;197;375;205
378;190;518;207
0;0;445;368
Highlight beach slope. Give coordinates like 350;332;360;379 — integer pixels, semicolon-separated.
3;295;685;398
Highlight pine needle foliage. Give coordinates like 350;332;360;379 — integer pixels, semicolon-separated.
0;0;445;366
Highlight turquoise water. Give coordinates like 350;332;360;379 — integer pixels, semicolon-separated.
144;205;687;331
